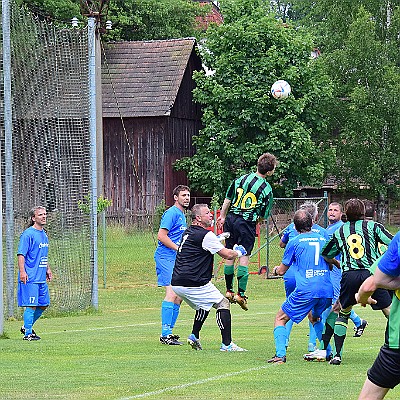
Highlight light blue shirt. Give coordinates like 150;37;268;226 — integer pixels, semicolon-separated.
154;205;187;260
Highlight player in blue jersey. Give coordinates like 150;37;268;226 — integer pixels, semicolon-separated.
18;206;53;341
267;209;335;363
279;201;327;352
154;185;190;345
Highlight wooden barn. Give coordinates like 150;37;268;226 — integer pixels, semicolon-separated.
101;38;203;218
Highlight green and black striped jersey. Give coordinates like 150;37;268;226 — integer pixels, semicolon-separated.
320;220;393;272
225;172;273;223
386;290;400;349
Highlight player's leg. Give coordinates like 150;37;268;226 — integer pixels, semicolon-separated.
233;219;256;310
358;379;389;400
308;318;317;352
358;346;400;400
156;257;182;344
268;308;290;363
18;282;40;340
331;306;352;365
283;276;296;347
223;215;236;300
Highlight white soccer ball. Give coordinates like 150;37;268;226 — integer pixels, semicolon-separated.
271;80;291;99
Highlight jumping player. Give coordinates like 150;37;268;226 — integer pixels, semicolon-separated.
217;152;277;311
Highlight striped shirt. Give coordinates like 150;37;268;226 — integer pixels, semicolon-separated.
225;172;273;222
321;220;393;272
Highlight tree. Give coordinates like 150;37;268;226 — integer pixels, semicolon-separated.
17;0;209;41
176;0;335;199
290;0;400;222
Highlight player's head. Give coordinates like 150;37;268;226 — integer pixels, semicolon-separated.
257;153;277;176
328;202;342;224
363;200;375;221
28;206;47;227
299;201;318;221
344;198;365;222
173;185;190;210
191;204;212;228
293;209;313;233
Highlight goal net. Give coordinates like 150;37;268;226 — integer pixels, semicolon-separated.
1;1;93;315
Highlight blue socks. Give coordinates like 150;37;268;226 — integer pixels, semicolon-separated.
161;301;174;337
23;307;35;335
33;307;44;324
170;303;180;330
285;319;294;347
350;309;361;327
274;326;287;358
309;320;317;348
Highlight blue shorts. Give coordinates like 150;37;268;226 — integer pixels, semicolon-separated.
155;256;175;286
17;282;50;307
282;292;331;324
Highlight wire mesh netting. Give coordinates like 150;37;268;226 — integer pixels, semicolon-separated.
1;2;93;316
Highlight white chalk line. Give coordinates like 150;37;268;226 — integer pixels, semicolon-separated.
118;364;272;399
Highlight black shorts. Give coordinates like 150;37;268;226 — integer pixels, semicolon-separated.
367;346;400;389
224;213;256;254
339;269;392;310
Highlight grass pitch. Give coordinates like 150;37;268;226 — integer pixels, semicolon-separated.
1;229;398;400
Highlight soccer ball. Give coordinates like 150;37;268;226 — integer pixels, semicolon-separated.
271;80;291;99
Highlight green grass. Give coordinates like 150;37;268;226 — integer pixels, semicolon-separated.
1;228;399;399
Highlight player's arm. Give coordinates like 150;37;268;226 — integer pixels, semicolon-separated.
324;257;340;269
272;263;289;276
157;228;179;251
18;254;28;284
217;198;231;230
217;244;246;260
356;267;400;306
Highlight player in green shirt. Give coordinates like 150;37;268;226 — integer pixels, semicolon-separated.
217;152;277;311
356;231;400;400
320;198;393;365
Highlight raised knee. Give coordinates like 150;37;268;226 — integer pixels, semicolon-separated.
215;297;230;310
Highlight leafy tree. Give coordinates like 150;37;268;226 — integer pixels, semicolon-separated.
106;0;208;41
289;0;400;221
176;0;335;199
17;0;209;41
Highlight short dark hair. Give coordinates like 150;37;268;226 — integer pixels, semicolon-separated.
293;209;313;233
190;203;208;221
173;185;190;197
344;198;365;222
257;153;277;175
363;200;375;219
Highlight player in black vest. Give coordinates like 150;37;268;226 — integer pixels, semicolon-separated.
172;204;247;351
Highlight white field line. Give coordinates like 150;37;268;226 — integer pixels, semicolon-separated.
118;364;272;400
45;312;275;334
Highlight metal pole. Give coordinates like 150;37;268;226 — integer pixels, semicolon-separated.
2;0;13;326
88;16;98;309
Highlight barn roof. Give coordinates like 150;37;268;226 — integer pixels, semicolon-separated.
101;38;197;118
